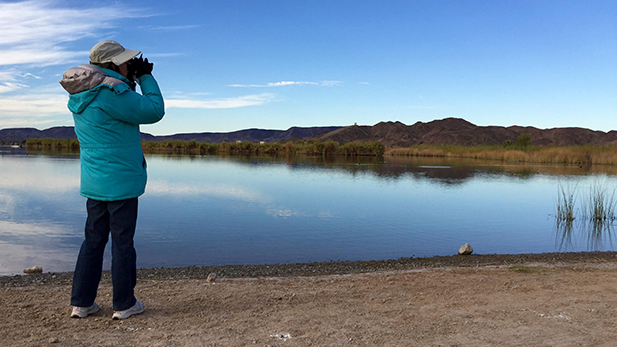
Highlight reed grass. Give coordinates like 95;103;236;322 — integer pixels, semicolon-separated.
387;145;617;166
584;181;617;223
556;183;576;223
141;139;385;156
26;137;385;156
26;138;80;149
555;181;616;224
555;180;617;251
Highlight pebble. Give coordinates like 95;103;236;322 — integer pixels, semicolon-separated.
49;337;58;343
458;243;474;255
23;266;43;274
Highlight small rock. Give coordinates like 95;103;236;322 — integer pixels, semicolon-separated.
206;273;217;282
458;243;473;255
24;266;43;274
49;337;58;343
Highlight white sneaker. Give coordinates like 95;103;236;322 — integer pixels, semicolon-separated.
112;300;145;320
71;303;99;318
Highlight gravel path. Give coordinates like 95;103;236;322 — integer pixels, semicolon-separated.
3;251;617;287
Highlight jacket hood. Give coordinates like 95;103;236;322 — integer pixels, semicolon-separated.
60;65;130;114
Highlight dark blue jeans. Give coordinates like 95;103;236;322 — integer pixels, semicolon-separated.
71;198;138;311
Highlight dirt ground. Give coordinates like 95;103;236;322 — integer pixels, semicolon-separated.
2;262;617;347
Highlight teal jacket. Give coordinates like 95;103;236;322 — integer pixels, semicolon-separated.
60;65;165;201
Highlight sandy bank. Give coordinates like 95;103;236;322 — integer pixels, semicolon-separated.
2;252;617;346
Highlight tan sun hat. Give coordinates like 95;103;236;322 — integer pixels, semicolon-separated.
89;40;141;66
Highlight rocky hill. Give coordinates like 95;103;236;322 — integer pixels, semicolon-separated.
0;126;77;143
314;118;617;147
2;118;616;147
0;126;341;144
149;126;342;143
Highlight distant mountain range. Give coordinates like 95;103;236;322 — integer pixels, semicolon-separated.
315;118;617;147
0;126;341;144
2;118;616;147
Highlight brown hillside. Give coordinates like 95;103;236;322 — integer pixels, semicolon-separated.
313;118;617;147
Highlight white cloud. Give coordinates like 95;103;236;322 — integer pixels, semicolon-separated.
166;93;275;109
138;25;202;32
0;82;28;94
0;71;16;81
267;81;318;87
320;80;342;87
147;53;186;58
228;81;342;88
0;118;64;129
228;81;317;88
0;49;86;67
23;73;42;79
0;1;151;128
0;93;68;116
0;0;147;67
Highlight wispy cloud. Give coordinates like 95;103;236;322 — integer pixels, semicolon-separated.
0;71;16;81
0;93;68;116
166;93;275;109
23;73;42;79
0;0;147;67
0;70;41;82
0;118;66;129
320;80;342;87
138;25;202;32
0;1;150;128
0;82;28;94
228;80;342;88
0;89;71;128
147;53;186;58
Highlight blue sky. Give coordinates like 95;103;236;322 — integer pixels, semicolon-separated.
0;0;615;135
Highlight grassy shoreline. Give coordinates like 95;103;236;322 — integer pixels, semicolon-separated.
23;138;617;165
25;138;385;156
386;145;617;165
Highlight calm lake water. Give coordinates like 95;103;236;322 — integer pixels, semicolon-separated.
1;146;616;275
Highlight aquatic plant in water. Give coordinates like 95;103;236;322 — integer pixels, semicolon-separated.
555;182;576;250
556;183;576;224
554;180;616;251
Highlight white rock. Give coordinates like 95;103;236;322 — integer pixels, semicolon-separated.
458;243;473;255
23;266;43;274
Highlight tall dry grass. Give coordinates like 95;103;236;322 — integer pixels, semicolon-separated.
141;139;385;156
386;145;617;166
26;138;80;149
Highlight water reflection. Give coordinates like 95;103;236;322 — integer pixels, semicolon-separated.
146;181;264;202
3;148;617;276
586;221;615;251
554;179;617;252
555;218;616;252
139;152;613;185
0;221;79;274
